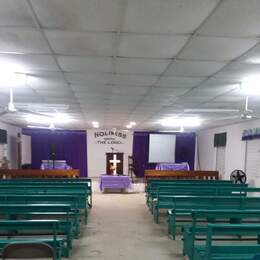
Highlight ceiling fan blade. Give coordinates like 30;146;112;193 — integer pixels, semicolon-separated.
184;108;240;113
18;109;53;118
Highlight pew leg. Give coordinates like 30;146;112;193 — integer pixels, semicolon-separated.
89;194;93;208
153;205;159;224
84;208;88;225
168;214;176;240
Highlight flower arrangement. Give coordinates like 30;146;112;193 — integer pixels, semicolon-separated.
110;164;117;175
0;156;9;169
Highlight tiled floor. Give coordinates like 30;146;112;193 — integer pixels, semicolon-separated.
71;192;183;260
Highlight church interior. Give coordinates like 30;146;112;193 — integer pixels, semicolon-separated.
1;0;260;259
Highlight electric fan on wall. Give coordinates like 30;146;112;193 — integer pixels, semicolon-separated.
230;169;247;184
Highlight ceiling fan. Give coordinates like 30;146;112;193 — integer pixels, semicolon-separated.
184;96;259;121
0;88;52;119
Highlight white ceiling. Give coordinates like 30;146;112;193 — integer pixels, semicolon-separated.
0;0;260;130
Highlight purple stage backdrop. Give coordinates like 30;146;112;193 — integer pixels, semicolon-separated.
22;129;88;177
132;132;196;177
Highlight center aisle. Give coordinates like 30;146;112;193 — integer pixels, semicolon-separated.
72;193;182;260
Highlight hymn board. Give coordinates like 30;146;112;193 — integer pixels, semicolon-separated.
106;153;124;175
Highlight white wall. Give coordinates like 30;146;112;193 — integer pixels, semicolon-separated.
197;119;260;180
0;121;21;169
87;130;133;178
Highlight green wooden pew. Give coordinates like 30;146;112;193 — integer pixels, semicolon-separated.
182;210;260;260
0;220;69;260
0;179;93;208
153;187;250;220
146;180;234;192
147;185;248;210
0;204;80;238
146;182;247;206
166;195;260;238
146;179;233;188
0;183;92;208
0;194;88;224
192;224;260;260
154;187;260;223
153;196;260;223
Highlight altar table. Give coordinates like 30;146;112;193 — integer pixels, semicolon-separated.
155;162;189;171
99;175;131;191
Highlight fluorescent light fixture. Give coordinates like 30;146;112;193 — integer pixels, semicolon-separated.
25;113;73;125
130;121;136;126
27;125;50;129
159;117;201;127
126;124;132;129
241;76;260;95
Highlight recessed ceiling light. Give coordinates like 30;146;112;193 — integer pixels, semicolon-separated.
159;117;201;127
130;121;136;126
92;121;99;128
126;124;132;129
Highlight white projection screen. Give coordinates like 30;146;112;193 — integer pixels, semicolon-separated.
149;134;176;163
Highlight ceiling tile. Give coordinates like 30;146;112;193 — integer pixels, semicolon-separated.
65;72;112;85
32;0;121;32
111;86;149;96
58;56;113;73
115;58;170;75
0;29;50;54
216;62;260;80
165;60;226;77
157;76;205;87
153;86;191;96
71;84;107;94
45;30;116;56
27;73;67;89
119;34;188;58
179;36;257;61
214;95;245;102
113;74;157;86
198;0;260;37
123;0;218;34
184;84;235;97
240;44;260;64
0;0;36;27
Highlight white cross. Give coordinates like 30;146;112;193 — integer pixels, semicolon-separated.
109;154;121;175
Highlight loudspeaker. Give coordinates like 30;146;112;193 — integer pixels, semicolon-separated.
49;144;56;161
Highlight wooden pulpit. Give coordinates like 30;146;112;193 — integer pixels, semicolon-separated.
106;153;124;175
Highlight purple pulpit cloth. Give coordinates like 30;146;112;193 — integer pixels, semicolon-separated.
99;175;131;191
155;162;190;171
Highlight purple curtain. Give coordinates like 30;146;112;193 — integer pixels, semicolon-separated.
175;133;196;170
22;129;88;177
132;131;196;177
